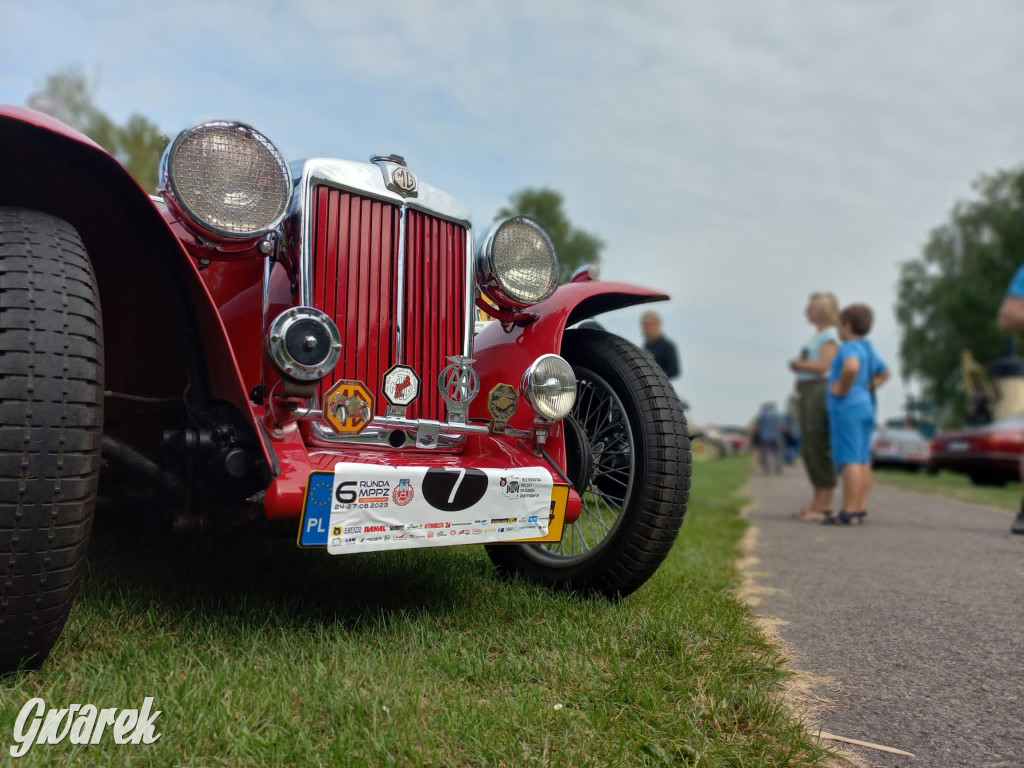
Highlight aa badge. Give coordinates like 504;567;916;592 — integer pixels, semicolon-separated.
487;383;518;434
323;379;374;435
381;364;420;416
438;355;480;424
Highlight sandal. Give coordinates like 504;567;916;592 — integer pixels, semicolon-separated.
826;511;861;525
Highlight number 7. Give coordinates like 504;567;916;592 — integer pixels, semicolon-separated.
444;467;466;504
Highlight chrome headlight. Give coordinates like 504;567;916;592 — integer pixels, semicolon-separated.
160;121;292;239
521;354;577;421
476;216;558;308
267;307;342;382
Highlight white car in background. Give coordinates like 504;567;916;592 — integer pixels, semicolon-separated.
871;427;932;471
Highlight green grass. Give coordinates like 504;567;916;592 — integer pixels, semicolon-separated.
873;467;1019;512
0;457;830;767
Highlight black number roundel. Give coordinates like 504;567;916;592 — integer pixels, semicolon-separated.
421;467;488;511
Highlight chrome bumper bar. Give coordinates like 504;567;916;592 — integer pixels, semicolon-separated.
306;411;532;450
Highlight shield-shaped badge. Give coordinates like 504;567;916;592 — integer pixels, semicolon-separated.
487;383;518;434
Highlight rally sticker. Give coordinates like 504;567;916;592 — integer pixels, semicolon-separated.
319;463;553;554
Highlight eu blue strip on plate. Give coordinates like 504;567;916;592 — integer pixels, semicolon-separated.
298;472;334;547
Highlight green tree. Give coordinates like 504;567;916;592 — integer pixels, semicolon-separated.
27;68;168;192
496;188;603;282
896;167;1024;423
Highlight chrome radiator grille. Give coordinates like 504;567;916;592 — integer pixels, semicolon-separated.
309;184;468;421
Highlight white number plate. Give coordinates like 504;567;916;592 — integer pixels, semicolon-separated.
322;463;553;554
946;440;970;452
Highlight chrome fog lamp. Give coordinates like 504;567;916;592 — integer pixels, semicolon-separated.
267;307;342;381
521;354;576;421
476;216;558;308
160;121;292;239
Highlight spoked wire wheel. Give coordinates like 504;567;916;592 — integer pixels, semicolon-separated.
486;329;690;597
534;366;634;563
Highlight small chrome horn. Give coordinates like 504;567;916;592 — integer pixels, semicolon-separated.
267;307;342;382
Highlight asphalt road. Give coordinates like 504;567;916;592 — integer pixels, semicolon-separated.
746;466;1024;768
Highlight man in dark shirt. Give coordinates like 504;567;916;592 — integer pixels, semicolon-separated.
641;311;680;378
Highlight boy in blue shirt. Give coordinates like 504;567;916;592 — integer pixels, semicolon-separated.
997;268;1024;534
826;304;890;524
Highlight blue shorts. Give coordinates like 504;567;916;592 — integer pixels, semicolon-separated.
828;404;874;470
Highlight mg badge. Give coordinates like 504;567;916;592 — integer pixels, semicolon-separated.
487;383;518;434
390;167;417;196
438;355;480;424
371;154;419;198
382;364;420;416
323;379;374;435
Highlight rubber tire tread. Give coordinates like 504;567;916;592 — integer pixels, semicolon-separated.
0;208;103;672
486;328;690;597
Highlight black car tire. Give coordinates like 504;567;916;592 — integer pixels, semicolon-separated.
486;329;690;598
0;209;103;672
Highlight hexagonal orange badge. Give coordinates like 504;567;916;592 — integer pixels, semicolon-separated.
323;379;375;435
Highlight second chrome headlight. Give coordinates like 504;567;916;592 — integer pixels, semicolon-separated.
476;216;559;309
521;354;577;421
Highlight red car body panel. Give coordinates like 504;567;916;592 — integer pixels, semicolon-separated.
0;106;665;526
930;419;1024;478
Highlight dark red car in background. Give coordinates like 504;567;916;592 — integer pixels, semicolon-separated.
930;415;1024;486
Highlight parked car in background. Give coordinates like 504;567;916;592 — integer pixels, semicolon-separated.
871;426;932;471
930;415;1024;486
718;426;751;454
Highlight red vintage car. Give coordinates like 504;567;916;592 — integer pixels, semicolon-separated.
0;110;691;671
930;415;1024;486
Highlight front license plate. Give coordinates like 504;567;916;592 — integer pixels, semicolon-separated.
946;441;970;452
297;463;568;554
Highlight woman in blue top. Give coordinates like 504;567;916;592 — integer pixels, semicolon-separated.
827;304;890;524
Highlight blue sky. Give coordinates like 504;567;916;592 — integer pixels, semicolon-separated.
3;1;1023;424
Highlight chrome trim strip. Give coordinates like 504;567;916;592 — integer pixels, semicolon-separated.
395;202;408;363
309;421;466;449
464;226;475;356
306;412;531;440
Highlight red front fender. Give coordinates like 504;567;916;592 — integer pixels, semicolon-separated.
469;281;668;467
0;106;273;470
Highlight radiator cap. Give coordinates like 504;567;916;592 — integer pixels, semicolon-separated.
370;153;406;166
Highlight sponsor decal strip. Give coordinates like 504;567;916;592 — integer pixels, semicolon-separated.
313;463;555;554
